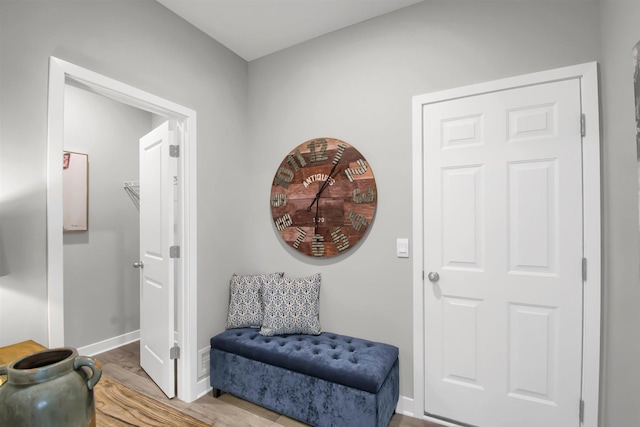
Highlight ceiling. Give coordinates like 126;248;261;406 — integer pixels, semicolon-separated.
156;0;424;61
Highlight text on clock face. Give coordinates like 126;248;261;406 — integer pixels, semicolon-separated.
303;174;335;188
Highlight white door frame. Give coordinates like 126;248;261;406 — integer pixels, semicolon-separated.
412;62;601;426
46;57;199;402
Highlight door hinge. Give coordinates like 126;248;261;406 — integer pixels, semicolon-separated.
170;246;180;258
582;257;587;281
170;145;180;158
579;399;585;422
170;345;180;360
580;114;586;137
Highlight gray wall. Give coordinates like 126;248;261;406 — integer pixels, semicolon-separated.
2;0;640;425
246;0;601;405
598;1;640;424
63;84;150;348
0;0;248;358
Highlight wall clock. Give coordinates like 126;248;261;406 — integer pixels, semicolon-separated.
270;137;377;257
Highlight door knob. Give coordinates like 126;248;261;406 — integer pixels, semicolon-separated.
427;271;440;282
133;261;144;269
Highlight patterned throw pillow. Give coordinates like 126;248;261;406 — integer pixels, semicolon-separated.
225;273;283;329
260;273;322;336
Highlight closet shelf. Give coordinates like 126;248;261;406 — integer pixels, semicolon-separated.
123;180;140;209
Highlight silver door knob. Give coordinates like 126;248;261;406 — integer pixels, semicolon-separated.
133;261;144;269
427;272;440;282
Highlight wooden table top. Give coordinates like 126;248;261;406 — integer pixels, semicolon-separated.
0;340;47;365
0;340;47;385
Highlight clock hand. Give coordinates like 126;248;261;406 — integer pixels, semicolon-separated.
307;162;339;211
314;197;320;234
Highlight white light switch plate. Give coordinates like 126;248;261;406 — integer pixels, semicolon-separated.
397;238;409;258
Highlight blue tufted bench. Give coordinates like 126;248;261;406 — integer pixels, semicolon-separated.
210;328;399;427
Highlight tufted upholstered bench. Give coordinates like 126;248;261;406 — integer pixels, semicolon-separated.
210;328;399;427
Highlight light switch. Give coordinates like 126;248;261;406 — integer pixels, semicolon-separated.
397;238;409;258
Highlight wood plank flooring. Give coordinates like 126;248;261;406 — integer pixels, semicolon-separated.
95;376;209;426
94;341;443;427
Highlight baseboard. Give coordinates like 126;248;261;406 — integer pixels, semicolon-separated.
77;330;140;356
396;396;462;426
195;376;212;400
396;395;415;417
421;415;462;426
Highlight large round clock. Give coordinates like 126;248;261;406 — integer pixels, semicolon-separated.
270;137;377;257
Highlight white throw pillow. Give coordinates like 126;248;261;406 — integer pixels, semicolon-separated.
260;273;321;336
225;272;283;329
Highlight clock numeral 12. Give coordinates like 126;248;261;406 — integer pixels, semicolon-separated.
311;234;325;257
273;167;294;188
352;188;375;203
330;227;350;252
345;159;368;182
293;227;306;248
271;193;288;207
348;211;368;231
274;213;292;231
308;139;328;162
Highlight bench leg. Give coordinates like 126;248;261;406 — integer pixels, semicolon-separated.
212;388;222;398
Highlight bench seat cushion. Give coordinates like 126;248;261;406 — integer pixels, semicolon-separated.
210;328;398;394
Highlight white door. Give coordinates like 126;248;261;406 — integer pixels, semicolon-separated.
422;79;583;426
138;121;177;399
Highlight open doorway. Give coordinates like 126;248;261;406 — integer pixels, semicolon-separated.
62;81;156;351
46;57;200;401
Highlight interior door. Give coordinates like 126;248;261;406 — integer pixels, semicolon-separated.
422;79;583;426
138;120;176;399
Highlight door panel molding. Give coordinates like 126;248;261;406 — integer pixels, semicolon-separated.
47;57;199;402
412;62;601;426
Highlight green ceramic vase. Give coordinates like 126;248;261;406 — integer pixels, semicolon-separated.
0;347;101;427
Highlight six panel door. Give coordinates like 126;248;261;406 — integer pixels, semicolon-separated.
139;120;177;399
422;79;583;426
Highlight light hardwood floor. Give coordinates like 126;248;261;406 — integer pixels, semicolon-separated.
94;341;443;427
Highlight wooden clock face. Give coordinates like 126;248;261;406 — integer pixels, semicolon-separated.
270;138;377;257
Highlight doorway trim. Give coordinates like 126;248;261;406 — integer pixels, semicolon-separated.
411;62;601;426
46;57;199;402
